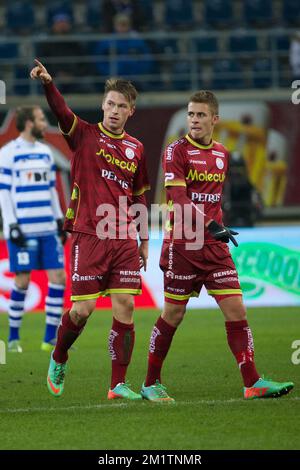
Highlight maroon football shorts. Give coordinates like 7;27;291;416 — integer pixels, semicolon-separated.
70;232;141;301
160;241;242;305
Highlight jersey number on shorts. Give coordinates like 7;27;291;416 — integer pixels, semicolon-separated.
17;252;30;265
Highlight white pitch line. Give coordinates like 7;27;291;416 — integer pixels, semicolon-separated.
0;397;299;414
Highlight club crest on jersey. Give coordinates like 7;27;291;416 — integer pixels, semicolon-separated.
125;147;135;160
216;158;224;170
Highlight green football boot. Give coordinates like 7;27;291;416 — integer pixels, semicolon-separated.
244;377;294;399
47;352;67;397
107;382;142;400
141;380;175;403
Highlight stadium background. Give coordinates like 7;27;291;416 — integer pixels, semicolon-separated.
0;0;300;452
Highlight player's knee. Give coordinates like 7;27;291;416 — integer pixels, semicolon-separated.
163;303;186;327
15;272;30;290
70;300;95;325
70;308;90;326
50;270;66;287
115;296;135;314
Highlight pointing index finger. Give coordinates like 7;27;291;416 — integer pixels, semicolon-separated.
34;58;44;69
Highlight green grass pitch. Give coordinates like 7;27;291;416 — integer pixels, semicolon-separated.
0;306;299;450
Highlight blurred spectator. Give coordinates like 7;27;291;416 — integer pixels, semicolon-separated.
37;13;88;93
101;0;148;32
46;1;74;29
223;151;263;227
6;1;35;34
289;31;300;80
92;13;154;90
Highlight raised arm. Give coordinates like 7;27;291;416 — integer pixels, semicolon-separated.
30;59;75;134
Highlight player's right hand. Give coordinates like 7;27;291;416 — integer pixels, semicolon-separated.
207;220;239;247
30;59;52;84
9;223;26;247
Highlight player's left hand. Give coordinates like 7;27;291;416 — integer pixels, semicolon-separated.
208;220;239;247
139;240;148;271
56;219;68;245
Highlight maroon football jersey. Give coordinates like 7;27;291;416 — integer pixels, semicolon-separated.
163;134;229;244
62;118;150;238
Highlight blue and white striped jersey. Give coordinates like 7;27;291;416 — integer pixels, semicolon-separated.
0;136;60;238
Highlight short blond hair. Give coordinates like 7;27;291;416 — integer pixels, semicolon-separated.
104;78;138;108
189;91;219;115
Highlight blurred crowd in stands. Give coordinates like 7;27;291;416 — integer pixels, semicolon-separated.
0;0;300;93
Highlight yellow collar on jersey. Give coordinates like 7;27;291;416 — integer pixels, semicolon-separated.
98;122;125;139
185;134;214;149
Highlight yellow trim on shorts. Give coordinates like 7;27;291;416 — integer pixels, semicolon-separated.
105;288;142;296
164;292;192;301
58;114;78;136
71;291;106;301
207;289;242;296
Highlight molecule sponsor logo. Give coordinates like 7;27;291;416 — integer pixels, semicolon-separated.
96;148;137;173
191;192;221;203
186;169;225;183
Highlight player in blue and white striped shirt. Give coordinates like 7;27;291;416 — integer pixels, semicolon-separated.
0;106;67;352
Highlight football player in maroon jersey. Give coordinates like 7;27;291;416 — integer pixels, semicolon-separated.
141;91;294;402
30;59;150;400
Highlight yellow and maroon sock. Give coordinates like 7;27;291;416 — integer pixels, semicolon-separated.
53;309;86;363
225;320;260;387
109;317;135;389
145;316;177;387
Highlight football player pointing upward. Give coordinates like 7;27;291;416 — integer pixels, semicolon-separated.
30;59;150;400
141;91;294;402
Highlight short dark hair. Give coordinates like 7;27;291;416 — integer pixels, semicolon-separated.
15;106;40;132
189;91;219;115
104;78;138;107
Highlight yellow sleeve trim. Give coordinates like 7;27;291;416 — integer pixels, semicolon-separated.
133;185;151;196
207;289;242;296
165;181;187;188
58;114;78;136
